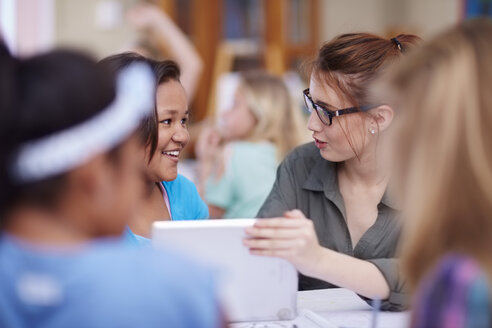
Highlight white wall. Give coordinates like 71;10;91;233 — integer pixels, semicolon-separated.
0;0;55;56
5;0;462;59
319;0;461;43
320;0;388;40
404;0;461;38
55;0;137;58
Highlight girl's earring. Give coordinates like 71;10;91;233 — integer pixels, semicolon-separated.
370;128;376;135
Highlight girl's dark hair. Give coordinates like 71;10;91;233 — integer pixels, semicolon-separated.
99;52;181;162
0;41;117;220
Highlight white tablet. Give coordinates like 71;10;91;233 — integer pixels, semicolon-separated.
152;219;298;323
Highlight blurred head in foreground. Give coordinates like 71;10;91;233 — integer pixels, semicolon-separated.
375;18;492;325
0;43;154;237
379;17;492;289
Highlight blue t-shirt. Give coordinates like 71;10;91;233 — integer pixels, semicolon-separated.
163;174;209;220
0;234;221;328
125;174;209;246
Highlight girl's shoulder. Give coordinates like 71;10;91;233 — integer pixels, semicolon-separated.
162;174;198;194
162;175;209;219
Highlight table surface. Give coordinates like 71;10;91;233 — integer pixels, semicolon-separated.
230;288;409;328
298;288;409;328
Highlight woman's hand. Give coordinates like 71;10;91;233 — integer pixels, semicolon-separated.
243;210;325;277
245;210;392;299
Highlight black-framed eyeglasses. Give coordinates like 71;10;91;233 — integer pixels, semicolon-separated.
303;88;375;126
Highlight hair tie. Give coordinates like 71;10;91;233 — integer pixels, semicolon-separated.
391;37;403;52
9;62;155;184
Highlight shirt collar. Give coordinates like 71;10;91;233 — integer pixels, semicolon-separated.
302;155;337;191
302;154;398;211
302;155;342;210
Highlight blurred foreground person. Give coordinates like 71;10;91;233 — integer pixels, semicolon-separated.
0;42;222;328
376;18;492;328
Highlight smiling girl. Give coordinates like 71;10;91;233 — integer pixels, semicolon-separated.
100;53;208;241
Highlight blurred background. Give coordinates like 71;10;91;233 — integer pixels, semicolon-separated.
0;0;487;153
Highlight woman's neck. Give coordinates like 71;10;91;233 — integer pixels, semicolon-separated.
338;149;387;187
5;206;92;245
143;176;162;197
130;178;170;237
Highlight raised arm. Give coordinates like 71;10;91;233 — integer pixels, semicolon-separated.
127;3;203;100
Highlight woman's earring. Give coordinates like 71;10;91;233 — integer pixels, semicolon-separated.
370;128;376;135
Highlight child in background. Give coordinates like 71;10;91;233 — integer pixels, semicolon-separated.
375;18;492;327
0;43;222;328
196;71;307;219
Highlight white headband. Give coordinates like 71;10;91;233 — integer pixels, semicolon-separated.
10;62;155;184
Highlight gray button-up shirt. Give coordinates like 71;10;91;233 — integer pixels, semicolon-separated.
257;142;407;311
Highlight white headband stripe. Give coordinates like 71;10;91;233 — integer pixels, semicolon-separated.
11;62;155;183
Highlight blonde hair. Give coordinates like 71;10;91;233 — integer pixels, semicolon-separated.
238;71;307;159
379;18;492;291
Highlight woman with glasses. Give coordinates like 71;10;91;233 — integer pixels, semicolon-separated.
243;33;420;311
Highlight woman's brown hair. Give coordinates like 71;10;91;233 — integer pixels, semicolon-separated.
310;33;421;158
